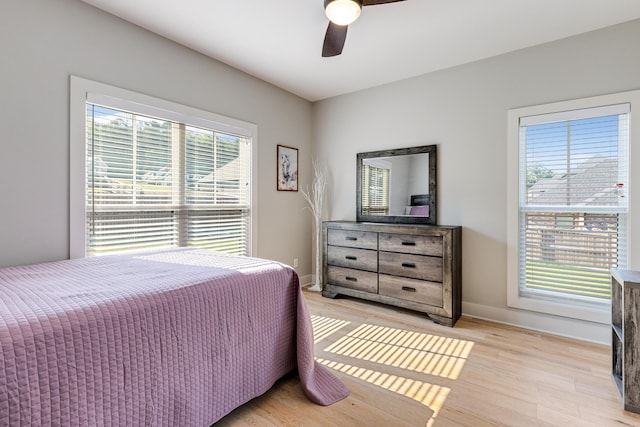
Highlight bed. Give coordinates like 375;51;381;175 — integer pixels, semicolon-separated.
0;248;348;426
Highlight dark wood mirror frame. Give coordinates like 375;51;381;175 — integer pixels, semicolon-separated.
356;144;437;225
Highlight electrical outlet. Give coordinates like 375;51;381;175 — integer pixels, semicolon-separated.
293;258;299;268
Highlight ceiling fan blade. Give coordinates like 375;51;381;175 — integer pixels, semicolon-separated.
362;0;406;5
322;22;348;57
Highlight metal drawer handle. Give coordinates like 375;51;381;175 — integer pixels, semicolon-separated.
401;241;416;246
345;276;358;282
402;286;417;292
345;255;357;260
346;236;358;241
401;262;416;268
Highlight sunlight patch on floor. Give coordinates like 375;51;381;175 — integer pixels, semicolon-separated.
324;323;474;380
312;319;476;427
317;358;450;427
310;315;351;343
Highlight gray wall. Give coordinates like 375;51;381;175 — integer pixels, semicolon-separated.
313;19;640;341
0;0;314;277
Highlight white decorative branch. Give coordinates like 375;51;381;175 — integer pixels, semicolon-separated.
301;159;327;292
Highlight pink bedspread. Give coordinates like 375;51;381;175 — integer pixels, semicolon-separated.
0;248;348;426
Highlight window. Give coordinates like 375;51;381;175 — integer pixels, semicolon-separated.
71;77;256;258
520;105;629;302
361;159;390;215
507;91;640;322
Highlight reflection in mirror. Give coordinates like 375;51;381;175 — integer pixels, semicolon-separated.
357;145;436;225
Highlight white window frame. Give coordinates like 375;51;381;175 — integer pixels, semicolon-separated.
70;76;258;258
507;89;640;323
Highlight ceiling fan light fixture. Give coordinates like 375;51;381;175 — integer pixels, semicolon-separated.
324;0;363;26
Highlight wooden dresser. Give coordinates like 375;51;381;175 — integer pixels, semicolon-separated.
322;221;462;326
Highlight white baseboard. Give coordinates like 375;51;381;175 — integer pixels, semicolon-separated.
299;274;313;288
462;301;610;345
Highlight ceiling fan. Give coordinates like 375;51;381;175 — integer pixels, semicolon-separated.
322;0;407;57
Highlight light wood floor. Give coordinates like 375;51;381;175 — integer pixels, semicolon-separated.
215;290;640;426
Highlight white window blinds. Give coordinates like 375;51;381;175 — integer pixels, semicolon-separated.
518;103;629;302
86;103;251;256
361;161;390;215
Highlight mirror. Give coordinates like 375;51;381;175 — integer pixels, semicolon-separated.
356;144;436;225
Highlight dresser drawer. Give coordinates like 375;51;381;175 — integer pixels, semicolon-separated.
379;274;443;307
328;246;377;272
328;266;378;293
379;233;443;257
328;228;377;250
379;251;443;282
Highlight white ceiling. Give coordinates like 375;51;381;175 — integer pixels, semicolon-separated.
82;0;640;102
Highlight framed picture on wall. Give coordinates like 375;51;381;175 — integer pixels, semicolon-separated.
277;144;298;191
